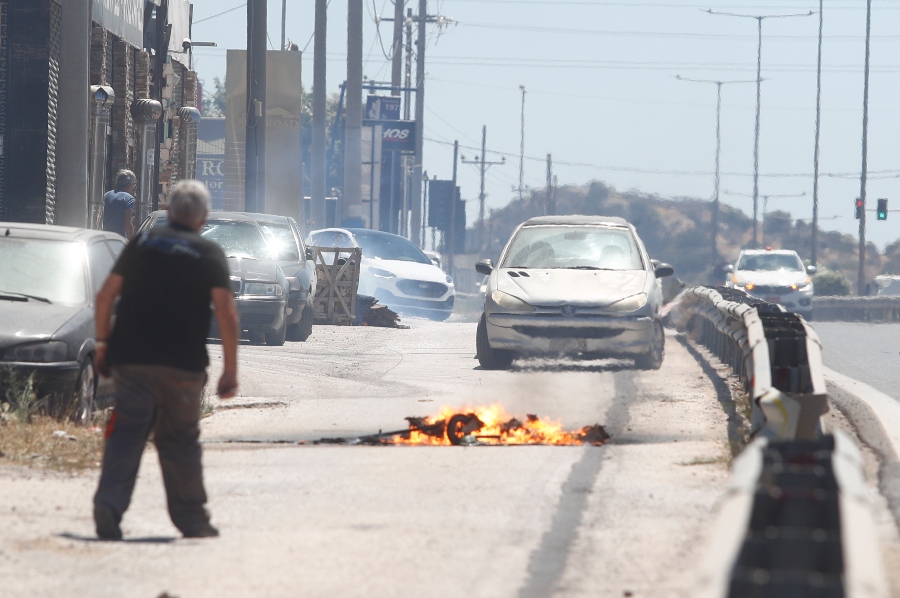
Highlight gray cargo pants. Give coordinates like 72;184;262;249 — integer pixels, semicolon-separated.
93;364;211;534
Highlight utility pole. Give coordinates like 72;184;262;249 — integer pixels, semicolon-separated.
517;85;526;201
281;0;287;50
461;125;504;252
385;0;404;235
410;0;427;246
344;0;363;226
811;0;824;266
858;0;873;296
311;0;328;229
246;0;268;213
546;154;555;216
404;9;413;120
676;75;754;266
706;9;813;248
391;1;404;93
449;140;458;277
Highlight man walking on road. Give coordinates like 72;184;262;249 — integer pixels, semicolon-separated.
102;170;137;238
92;180;239;540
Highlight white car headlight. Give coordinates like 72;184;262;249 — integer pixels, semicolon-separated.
4;341;69;363
370;267;396;279
244;282;283;296
603;292;648;313
491;290;535;312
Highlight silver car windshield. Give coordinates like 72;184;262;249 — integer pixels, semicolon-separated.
201;221;272;260
258;223;299;261
501;226;643;271
737;253;803;272
0;238;87;305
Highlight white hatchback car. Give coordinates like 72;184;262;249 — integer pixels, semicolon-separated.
475;215;674;370
726;248;816;318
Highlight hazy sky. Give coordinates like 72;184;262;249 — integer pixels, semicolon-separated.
190;0;900;250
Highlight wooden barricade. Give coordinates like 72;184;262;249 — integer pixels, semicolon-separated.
311;247;362;325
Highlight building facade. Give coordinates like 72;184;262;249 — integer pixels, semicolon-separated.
0;0;199;227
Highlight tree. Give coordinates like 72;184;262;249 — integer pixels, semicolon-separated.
202;77;226;117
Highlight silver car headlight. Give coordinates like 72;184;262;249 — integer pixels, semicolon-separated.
491;290;535;312
244;282;283;296
603;292;648;313
3;341;68;363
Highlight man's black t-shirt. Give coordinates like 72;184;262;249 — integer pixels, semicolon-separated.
107;223;231;372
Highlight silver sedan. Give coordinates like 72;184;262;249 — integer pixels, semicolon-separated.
475;215;674;370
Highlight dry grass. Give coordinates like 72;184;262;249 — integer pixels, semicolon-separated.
0;415;105;472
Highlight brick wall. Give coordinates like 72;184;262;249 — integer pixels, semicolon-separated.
110;38;134;180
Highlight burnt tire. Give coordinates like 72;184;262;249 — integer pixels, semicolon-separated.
476;314;513;370
446;414;472;445
634;321;665;370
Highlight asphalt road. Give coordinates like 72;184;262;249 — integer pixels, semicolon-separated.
0;321;733;597
814;322;900;400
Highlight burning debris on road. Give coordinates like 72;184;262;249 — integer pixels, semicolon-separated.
315;405;610;446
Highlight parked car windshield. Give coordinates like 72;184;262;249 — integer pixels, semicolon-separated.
0;238;87;305
737;253;803;272
352;231;432;264
201;220;272;260
501;226;643;271
258;222;299;261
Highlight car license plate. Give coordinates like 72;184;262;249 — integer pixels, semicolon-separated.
765;295;781;303
549;338;587;354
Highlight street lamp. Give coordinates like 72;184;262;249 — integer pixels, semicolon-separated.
676;75;754;266
706;9;814;247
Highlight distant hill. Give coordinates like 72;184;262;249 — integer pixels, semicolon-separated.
473;181;886;289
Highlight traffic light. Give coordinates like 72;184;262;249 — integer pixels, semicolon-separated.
878;198;888;221
855;197;864;219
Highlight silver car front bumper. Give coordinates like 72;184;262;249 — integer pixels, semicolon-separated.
486;313;655;356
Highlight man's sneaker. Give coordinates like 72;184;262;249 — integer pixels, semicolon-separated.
182;522;219;538
94;504;122;541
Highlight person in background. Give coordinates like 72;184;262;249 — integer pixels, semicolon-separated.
92;180;239;540
102;170;137;238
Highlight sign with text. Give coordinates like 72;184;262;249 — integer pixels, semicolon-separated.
91;0;144;48
366;96;401;121
364;120;416;153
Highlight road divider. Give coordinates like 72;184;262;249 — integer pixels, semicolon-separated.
674;287;889;596
670;287;827;441
694;431;888;598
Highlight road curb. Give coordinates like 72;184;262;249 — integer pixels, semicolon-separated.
825;367;900;460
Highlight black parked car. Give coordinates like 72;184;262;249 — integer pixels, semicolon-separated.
140;211;290;346
247;213;317;341
0;222;125;421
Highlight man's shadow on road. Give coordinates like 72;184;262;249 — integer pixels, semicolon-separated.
57;532;177;544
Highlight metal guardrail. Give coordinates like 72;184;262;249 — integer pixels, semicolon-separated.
672;287;887;597
670;286;827;440
695;431;887;598
813;295;900;322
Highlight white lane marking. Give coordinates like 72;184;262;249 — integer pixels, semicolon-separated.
825;366;900;459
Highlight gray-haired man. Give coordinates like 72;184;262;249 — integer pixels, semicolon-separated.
92;180;239;540
102;170;137;238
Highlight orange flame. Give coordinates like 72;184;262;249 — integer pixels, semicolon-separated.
391;404;608;446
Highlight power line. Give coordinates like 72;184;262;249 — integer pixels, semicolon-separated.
424;137;900;179
460;21;896;41
194;3;247;25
